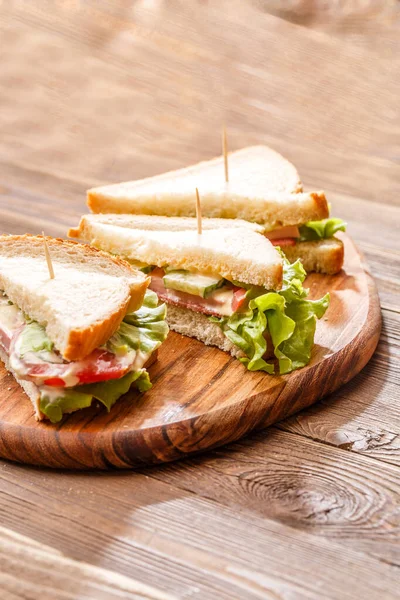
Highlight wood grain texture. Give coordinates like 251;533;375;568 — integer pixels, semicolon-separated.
0;0;399;597
0;1;399;206
278;308;400;462
147;430;400;566
1;440;400;600
0;526;174;600
0;236;381;468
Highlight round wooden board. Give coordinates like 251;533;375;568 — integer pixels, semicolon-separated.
0;235;381;469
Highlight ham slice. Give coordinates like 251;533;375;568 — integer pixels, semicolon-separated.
265;225;300;241
270;238;296;247
149;268;242;317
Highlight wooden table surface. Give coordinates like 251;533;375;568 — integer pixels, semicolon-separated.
0;2;399;598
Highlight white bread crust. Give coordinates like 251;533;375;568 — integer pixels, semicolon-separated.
87;145;328;228
166;305;244;359
69;215;283;289
283;237;344;274
0;235;149;361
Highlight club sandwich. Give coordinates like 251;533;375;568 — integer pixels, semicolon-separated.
70;215;329;374
86;145;346;274
0;235;168;422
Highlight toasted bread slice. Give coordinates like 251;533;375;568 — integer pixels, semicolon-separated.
69;214;344;275
283;238;344;275
76;213;265;233
166;305;274;360
166;305;245;359
69;215;283;290
87;145;328;229
0;235;149;361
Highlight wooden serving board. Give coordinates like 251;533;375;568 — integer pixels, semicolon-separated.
0;235;381;469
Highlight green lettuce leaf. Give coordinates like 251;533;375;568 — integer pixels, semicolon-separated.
39;369;151;423
211;256;329;374
37;289;168;423
78;369;151;410
39;389;93;423
298;218;346;242
107;289;169;355
18;322;54;356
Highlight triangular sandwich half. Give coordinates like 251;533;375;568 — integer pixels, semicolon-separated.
70;215;329;375
87;145;345;274
0;235;169;422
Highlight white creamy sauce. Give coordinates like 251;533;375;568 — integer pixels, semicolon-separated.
208;288;236;316
11;337;143;388
0;293;25;344
38;349;151;404
53;372;80;388
131;349;149;371
0;290;151;400
38;385;72;403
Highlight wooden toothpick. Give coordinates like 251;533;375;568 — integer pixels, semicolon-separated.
42;232;55;279
222;125;229;183
195;188;202;235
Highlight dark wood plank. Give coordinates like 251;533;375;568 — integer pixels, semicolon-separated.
145;428;400;566
0;236;381;468
357;248;400;313
328;192;400;252
1;443;400;600
145;429;400;566
320;192;400;310
278;309;400;464
0;526;172;600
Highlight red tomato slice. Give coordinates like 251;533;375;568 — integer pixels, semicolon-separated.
231;288;247;312
72;349;130;385
12;343;134;387
43;377;66;387
270;238;297;247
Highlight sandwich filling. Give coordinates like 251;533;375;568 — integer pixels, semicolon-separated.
265;217;346;247
0;290;168;422
144;254;329;374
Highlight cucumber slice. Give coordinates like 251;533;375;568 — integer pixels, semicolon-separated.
163;270;225;298
124;259;154;274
